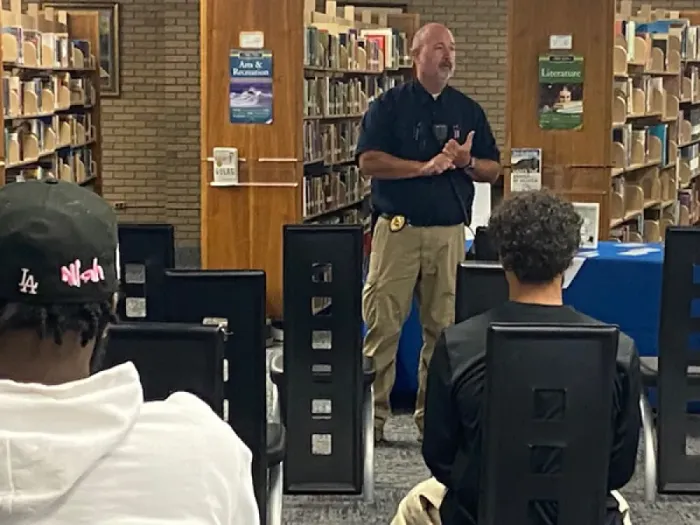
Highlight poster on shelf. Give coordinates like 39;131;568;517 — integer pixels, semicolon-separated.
510;148;542;191
538;54;584;130
573;202;600;249
229;49;273;124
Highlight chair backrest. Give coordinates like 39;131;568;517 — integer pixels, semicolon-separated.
283;224;364;494
455;261;509;323
479;323;619;525
474;226;499;261
117;224;175;322
100;322;225;416
657;226;700;492
162;269;268;521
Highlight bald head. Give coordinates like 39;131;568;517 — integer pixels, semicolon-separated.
411;23;453;54
411;23;456;93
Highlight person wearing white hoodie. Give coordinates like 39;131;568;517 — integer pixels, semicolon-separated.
0;179;260;525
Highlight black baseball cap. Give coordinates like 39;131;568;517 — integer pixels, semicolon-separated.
0;179;119;304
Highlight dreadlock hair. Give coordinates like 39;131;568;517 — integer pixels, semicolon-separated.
0;300;116;347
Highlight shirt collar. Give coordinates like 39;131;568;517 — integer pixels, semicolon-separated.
411;79;450;105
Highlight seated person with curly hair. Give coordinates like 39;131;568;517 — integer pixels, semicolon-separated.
392;190;641;525
0;180;259;524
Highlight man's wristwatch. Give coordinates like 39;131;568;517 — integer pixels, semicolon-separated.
467;156;476;170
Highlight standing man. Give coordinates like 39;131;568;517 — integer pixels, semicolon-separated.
356;22;501;442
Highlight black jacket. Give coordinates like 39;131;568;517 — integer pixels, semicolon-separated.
422;301;641;525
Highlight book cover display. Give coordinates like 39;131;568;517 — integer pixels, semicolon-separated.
538;55;584;130
229;50;273;124
510;148;542;192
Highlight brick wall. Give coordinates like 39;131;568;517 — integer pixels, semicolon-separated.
77;0;201;251
98;0;700;255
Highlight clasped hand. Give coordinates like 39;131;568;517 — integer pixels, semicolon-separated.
419;131;475;177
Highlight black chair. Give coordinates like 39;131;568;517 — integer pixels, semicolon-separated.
117;224;174;322
100;322;225;415
639;226;700;502
456;259;658;502
455;261;508;323
479;323;619;525
270;224;375;502
163;269;283;525
473;226;499;261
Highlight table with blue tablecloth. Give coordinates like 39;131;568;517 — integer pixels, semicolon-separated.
389;241;664;398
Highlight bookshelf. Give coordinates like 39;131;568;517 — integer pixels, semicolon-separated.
0;0;102;194
609;2;700;242
200;0;418;317
505;0;700;243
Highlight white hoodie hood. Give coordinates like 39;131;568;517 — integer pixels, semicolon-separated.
0;363;142;520
0;362;261;525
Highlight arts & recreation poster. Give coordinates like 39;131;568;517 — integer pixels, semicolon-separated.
229;50;273;124
538;55;584;130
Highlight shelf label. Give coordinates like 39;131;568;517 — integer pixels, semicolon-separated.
549;35;572;50
239;31;264;49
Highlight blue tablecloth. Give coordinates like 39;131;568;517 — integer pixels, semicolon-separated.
391;241;664;396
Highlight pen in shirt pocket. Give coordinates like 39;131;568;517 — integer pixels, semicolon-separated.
414;122;422;141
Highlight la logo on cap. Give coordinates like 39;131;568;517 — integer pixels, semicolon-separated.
18;269;39;295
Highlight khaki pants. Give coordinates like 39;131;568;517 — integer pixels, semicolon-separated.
391;478;632;525
391;478;633;525
362;217;465;434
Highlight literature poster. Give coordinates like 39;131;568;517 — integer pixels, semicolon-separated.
573;202;600;249
538;55;584;130
229;50;273;124
510;148;542;192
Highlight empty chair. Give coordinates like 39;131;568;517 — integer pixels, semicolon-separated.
455;261;508;322
116;224;175;322
100;322;226;415
270;224;375;502
473;226;499;261
639;226;700;502
479;323;619;525
163;269;284;525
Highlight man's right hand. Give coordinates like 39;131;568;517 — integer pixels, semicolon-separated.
419;153;455;177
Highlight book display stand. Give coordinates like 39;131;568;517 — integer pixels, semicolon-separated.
506;0;700;242
0;0;103;193
200;0;418;316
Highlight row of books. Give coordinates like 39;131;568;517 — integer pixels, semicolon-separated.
5;143;93;182
613;104;700;170
304;25;383;72
684;105;700;139
304;74;411;117
6;110;91;147
617;16;700;65
304;77;371;117
303;164;367;218
614;75;664;114
304;23;413;71
3;22;91;69
303;119;359;164
2;73;95;117
681;143;700;179
613;123;666;166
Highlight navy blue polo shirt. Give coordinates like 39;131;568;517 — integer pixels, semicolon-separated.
355;80;500;226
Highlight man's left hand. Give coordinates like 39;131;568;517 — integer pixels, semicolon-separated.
442;131;474;168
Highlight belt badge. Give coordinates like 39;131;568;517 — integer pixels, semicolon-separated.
389;215;406;232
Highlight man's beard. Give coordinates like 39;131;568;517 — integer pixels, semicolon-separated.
438;65;454;81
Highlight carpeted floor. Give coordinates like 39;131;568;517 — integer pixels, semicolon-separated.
266;346;700;525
